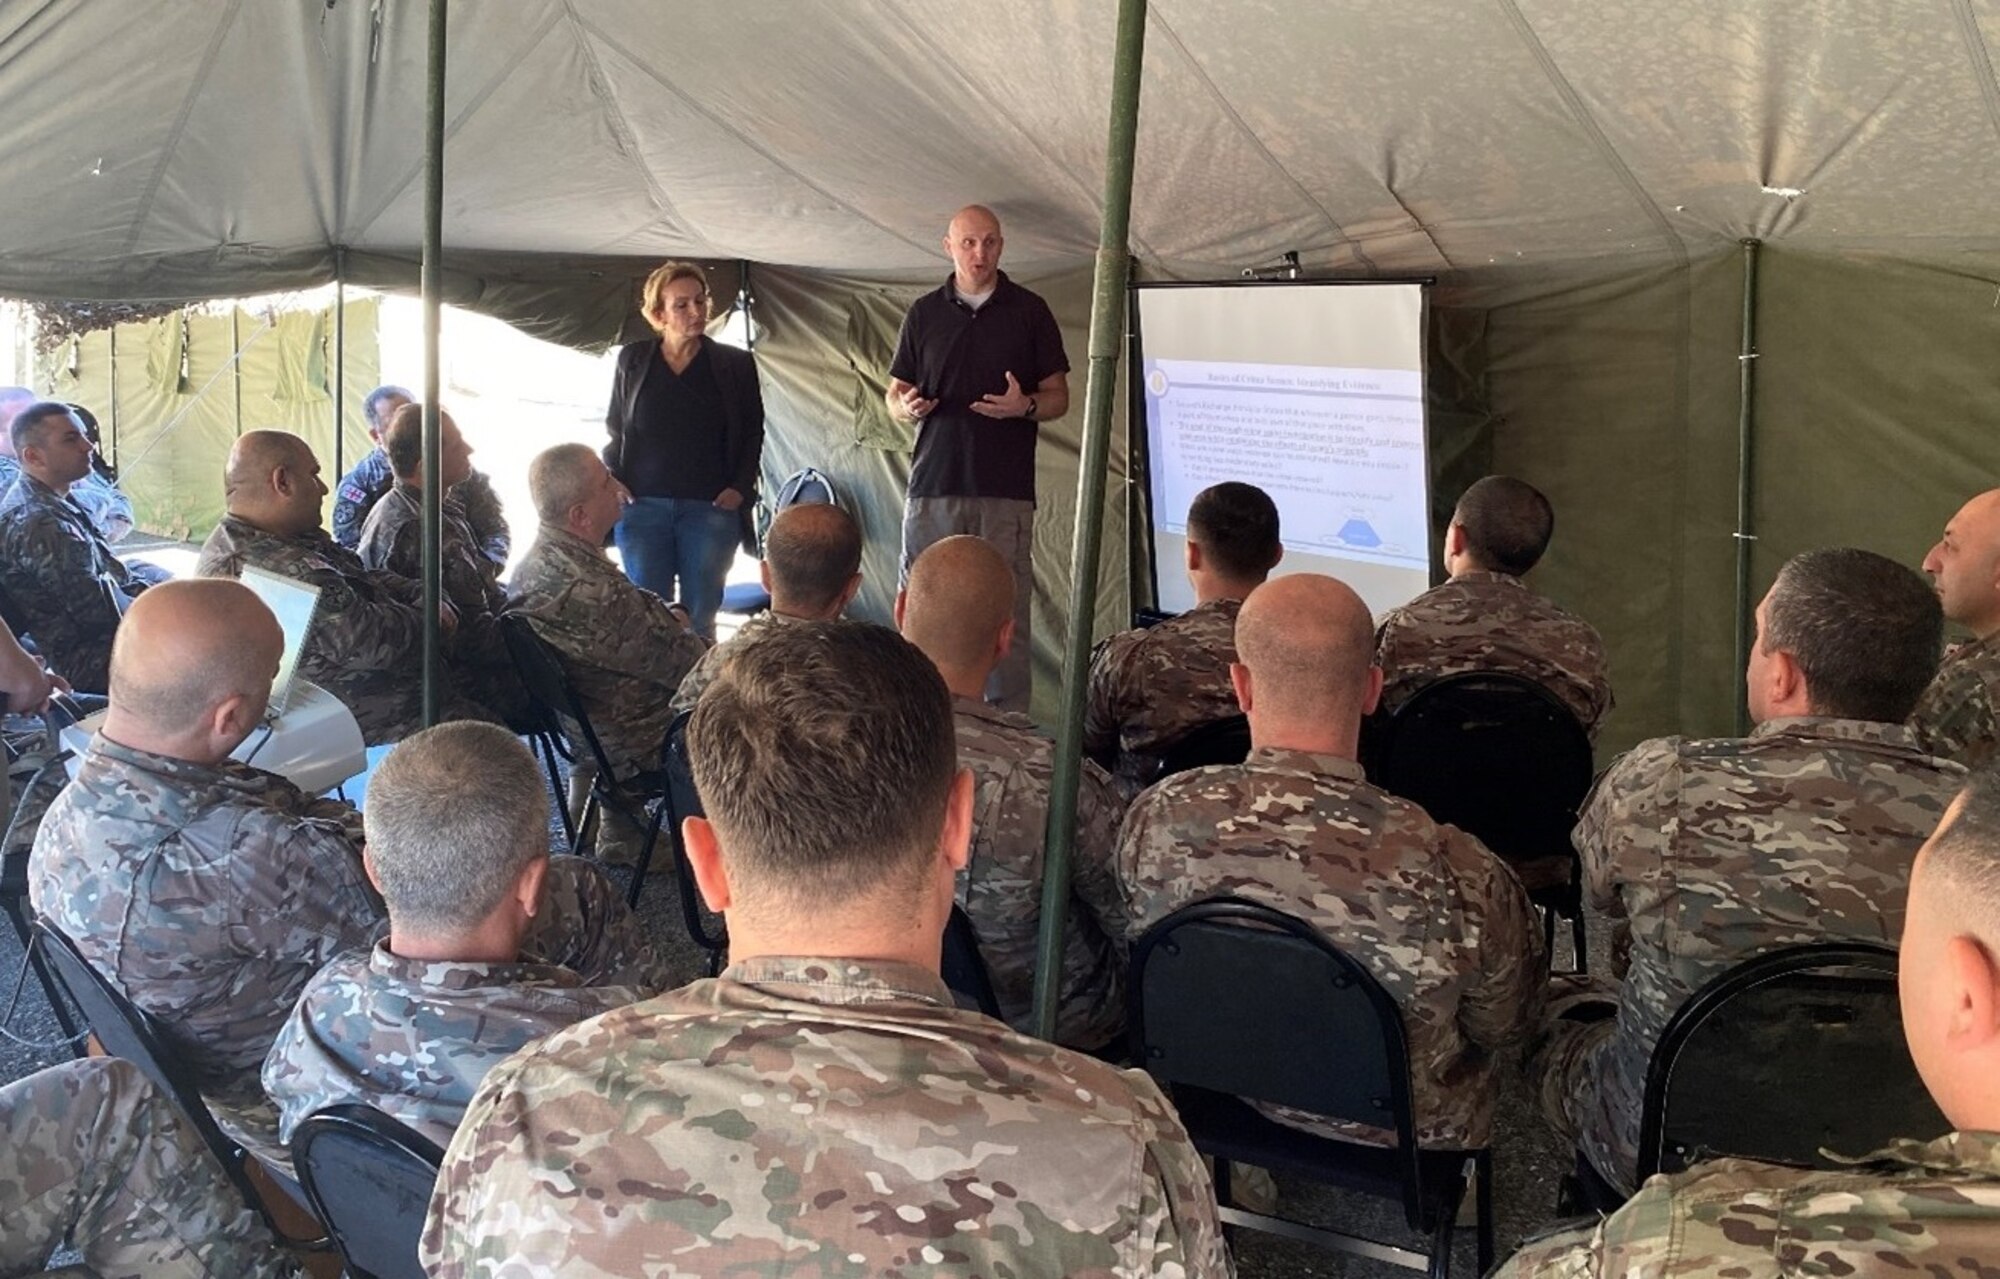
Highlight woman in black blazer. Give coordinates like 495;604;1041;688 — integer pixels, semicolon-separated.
603;261;764;638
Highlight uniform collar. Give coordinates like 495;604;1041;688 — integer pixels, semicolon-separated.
1749;716;1925;751
721;956;955;1008
1834;1130;2000;1177
1243;744;1367;782
1446;569;1525;590
952;692;1035;731
368;938;582;992
534;522;610;561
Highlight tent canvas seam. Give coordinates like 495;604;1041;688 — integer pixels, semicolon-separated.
1949;0;2000;145
117;0;246;262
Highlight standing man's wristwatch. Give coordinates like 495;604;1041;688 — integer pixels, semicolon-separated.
1023;396;1038;421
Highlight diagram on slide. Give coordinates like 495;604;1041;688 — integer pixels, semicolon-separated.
1143;357;1428;571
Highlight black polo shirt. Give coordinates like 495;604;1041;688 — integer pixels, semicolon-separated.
890;271;1069;502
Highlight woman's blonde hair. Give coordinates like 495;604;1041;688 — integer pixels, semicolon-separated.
641;261;710;332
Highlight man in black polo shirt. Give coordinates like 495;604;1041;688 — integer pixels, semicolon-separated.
886;204;1069;712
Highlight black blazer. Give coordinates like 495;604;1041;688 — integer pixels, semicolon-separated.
603;335;765;502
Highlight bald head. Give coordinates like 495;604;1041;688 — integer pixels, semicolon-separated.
106;579;281;756
1925;489;2000;638
1235;574;1378;750
223;430;325;537
901;535;1015;680
765;503;862;618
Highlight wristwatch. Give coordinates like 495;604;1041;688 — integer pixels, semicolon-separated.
1023;396;1038;421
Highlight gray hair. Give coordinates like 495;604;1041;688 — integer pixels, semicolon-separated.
528;443;600;525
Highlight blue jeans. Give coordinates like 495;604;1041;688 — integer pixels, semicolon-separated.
614;496;740;639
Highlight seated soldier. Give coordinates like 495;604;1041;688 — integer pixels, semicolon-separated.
196;428;489;744
357;404;528;723
1911;487;2000;767
0;401;151;692
423;622;1228;1276
509;444;706;861
896;534;1128;1050
2;1058;300;1279
0;390;153;563
264;721;666;1149
1116;572;1544;1151
332;383;509;567
29;579;383;1162
1539;547;1964;1197
671;500;863;712
1373;475;1612;738
1085;481;1281;798
1498;773;2000;1276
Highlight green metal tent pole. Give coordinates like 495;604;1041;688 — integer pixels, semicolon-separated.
333;248;346;482
420;0;447;727
1732;238;1761;735
1031;0;1148;1041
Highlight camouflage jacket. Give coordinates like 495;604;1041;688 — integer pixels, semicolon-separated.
0;474;149;692
1570;716;1964;1189
264;858;663;1149
1084;597;1244;799
1494;1132;2000;1278
670;607;800;715
196;514;432;745
0;454;138;544
423;956;1232;1278
28;734;382;1151
1115;746;1545;1149
1373;570;1613;738
1909;632;2000;769
510;524;707;780
953;695;1130;1049
332;446;510;569
2;1058;301;1279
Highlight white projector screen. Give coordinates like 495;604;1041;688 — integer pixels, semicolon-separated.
1134;281;1432;617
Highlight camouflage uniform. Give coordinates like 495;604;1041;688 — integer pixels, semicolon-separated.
670;607;802;715
1116;746;1545;1150
509;523;707;781
1085;597;1243;799
0;455;135;545
332;445;510;569
264;856;665;1149
1;1058;300;1279
196;514;491;745
1541;717;1964;1194
1493;1132;2000;1278
357;483;528;722
1373;570;1614;738
28;733;384;1161
952;695;1130;1049
0;474;149;692
422;957;1231;1278
1909;633;2000;769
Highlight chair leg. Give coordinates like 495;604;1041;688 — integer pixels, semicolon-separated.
1210;1159;1236;1248
626;801;668;910
538;735;575;848
569;794;597;859
1476;1149;1495;1276
1571;909;1588;974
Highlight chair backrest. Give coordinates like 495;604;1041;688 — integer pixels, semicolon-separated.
498;613;617;779
1368;672;1595;863
1153;714;1252;782
1129;897;1424;1203
663;710;728;956
34;919;270;1216
291;1104;443;1279
1637;941;1947;1180
940;904;1003;1019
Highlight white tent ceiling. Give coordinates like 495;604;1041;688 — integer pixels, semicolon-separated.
7;0;2000;303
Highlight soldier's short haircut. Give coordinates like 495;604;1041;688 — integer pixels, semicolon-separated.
365;721;550;933
381;402;453;481
10;401;78;456
364;384;412;430
1454;476;1555;577
528;443;601;524
1187;483;1282;580
765;504;862;614
1918;768;2000;929
688;621;955;903
1764;547;1943;722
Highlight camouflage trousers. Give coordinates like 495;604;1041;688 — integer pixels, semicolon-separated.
0;1058;298;1279
1530;973;1623;1189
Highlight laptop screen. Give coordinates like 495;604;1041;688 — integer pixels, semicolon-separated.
236;566;323;713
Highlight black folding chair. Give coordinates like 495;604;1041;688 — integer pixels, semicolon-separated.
1635;940;1944;1182
1130;897;1492;1277
941;903;1003;1019
34;920;320;1240
514;695;577;850
500;614;668;908
663;710;728;973
1;719;84;1054
1367;672;1595;971
1152;713;1252;782
291;1104;444;1279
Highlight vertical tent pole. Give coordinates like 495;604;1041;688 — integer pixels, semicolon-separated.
1733;238;1761;735
1031;0;1148;1040
333;248;347;482
420;0;448;727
